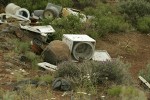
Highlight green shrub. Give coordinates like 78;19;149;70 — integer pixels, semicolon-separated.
107;86;122;97
11;39;30;54
94;15;130;36
47;15;83;39
107;86;147;100
84;3;130;36
11;0;48;12
56;61;81;78
139;64;150;83
119;0;150;25
55;59;131;86
34;74;54;83
120;86;147;100
25;51;42;69
91;59;131;84
137;16;150;33
49;0;73;7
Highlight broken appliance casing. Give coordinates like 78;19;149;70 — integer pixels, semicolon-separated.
62;34;96;61
20;24;55;42
5;3;30;20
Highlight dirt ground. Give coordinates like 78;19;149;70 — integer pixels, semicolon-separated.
96;32;150;79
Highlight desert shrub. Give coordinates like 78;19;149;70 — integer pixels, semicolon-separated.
11;39;30;54
78;0;97;8
91;59;131;84
0;0;10;6
137;16;150;33
11;0;48;12
94;15;130;36
139;64;150;83
84;3;130;36
55;59;131;87
46;15;83;39
49;0;73;7
107;86;122;97
119;0;150;25
34;74;54;84
107;86;147;100
25;51;42;69
56;61;81;78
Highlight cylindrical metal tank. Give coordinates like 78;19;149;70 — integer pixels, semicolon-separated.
42;40;71;65
5;3;30;19
43;3;62;19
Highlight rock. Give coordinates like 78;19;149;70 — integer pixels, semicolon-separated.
42;40;71;65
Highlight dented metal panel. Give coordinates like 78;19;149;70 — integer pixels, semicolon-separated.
20;24;55;36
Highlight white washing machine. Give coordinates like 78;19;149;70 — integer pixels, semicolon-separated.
62;34;96;61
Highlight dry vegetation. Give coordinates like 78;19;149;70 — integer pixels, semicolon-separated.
0;0;150;99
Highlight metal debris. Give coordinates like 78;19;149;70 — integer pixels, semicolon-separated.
92;50;111;61
37;62;58;71
20;24;55;37
139;76;150;89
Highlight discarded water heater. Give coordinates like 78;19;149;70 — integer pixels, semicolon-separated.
5;3;30;19
63;34;96;61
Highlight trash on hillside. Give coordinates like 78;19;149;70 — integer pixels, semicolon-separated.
139;76;150;89
92;50;111;61
62;8;87;22
43;3;62;19
5;3;30;20
20;24;55;37
32;3;87;22
37;62;57;71
52;78;72;91
32;10;44;19
62;34;96;61
0;13;29;22
42;40;71;65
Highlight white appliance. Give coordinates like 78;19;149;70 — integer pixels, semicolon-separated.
62;34;96;60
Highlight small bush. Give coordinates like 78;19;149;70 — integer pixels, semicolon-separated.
55;59;131;86
94;15;130;36
11;0;48;12
139;64;150;83
49;0;73;7
119;0;150;25
91;59;131;84
107;86;122;97
137;16;150;33
11;39;30;54
35;74;54;84
25;51;42;69
47;15;83;39
107;86;147;100
56;61;81;78
84;3;130;36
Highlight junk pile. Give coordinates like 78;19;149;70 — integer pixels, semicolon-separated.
0;2;113;93
32;3;88;22
0;2;111;71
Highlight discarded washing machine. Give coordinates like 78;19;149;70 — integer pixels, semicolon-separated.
62;34;96;61
5;3;30;20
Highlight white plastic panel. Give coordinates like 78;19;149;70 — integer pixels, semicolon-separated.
63;34;96;42
92;50;111;61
